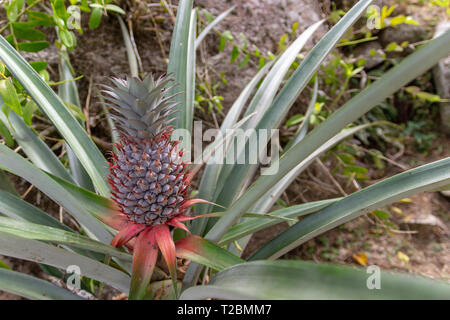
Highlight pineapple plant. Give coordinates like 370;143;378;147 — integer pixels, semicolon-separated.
100;74;209;298
0;0;449;300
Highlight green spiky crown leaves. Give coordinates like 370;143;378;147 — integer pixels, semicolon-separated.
102;74;190;226
102;74;179;141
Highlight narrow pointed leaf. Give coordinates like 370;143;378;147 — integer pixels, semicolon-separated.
0;107;74;182
0;216;132;261
118;16;139;77
175;235;243;271
244;20;324;127
0;232;130;293
43;171;117;223
250;157;450;260
214;21;324;209
233;122;389;256
251;122;392;214
191;62;273;235
180;260;450;300
219;199;339;246
0;190;70;230
0;191;107;261
58;50;95;191
0;144;113;244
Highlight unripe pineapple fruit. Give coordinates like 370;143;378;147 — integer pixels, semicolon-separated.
101;74;209;300
102;75;190;226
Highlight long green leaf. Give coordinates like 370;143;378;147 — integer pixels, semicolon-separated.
250;157;450;260
0;35;110;196
0;232;130;292
44;171;117;222
180;260;450;299
185;0;374;287
30;171;133;272
214;21;325;209
118;15;139;77
244;20;324;127
0;144;113;243
228;122;390;257
205;26;450;245
191;61;273;236
0;104;74;182
251;122;392;214
0;268;84;300
0;216;132;261
284;76;318;150
185;9;196;132
176;235;243;271
219;199;339;246
167;0;195;133
0;170;18;196
0;190;107;261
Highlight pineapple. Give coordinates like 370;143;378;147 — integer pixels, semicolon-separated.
102;74;190;226
101;74;207;299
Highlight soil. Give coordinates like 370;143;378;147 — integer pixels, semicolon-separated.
1;0;449;299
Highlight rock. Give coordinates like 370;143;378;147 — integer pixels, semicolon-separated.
441;190;450;198
402;212;448;234
352;41;384;69
20;46;59;66
379;23;427;47
432;22;450;134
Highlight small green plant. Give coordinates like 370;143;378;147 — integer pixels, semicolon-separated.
2;0;124;52
216;18;304;70
194;80;224;114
